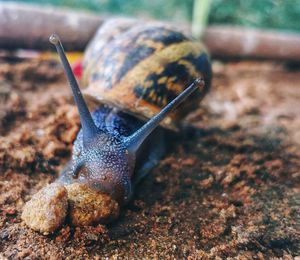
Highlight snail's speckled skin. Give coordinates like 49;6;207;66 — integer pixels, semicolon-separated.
58;107;162;203
22;19;212;232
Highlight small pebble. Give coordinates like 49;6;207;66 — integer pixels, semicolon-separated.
21;183;68;234
66;183;120;226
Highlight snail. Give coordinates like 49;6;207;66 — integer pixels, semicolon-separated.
21;19;212;234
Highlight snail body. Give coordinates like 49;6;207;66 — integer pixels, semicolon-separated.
22;19;212;233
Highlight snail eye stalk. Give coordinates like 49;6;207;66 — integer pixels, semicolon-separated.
49;34;100;146
125;78;205;153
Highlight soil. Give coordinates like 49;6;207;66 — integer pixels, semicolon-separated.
0;58;299;259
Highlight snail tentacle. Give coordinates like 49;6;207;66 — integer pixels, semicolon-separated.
50;34;101;147
125;78;205;153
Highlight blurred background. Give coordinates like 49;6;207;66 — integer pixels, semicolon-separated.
13;0;300;32
1;0;299;62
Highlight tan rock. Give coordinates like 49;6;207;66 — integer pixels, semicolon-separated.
21;183;68;234
66;183;119;226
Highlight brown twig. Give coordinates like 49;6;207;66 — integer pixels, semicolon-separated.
0;2;104;51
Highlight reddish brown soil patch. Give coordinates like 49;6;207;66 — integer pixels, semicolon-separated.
0;58;299;259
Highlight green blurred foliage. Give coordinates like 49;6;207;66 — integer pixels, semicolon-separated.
18;0;300;32
20;0;193;22
210;0;300;32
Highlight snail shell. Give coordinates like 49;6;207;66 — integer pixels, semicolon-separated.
82;19;212;129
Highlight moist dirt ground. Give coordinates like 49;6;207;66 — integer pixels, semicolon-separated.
0;58;299;259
